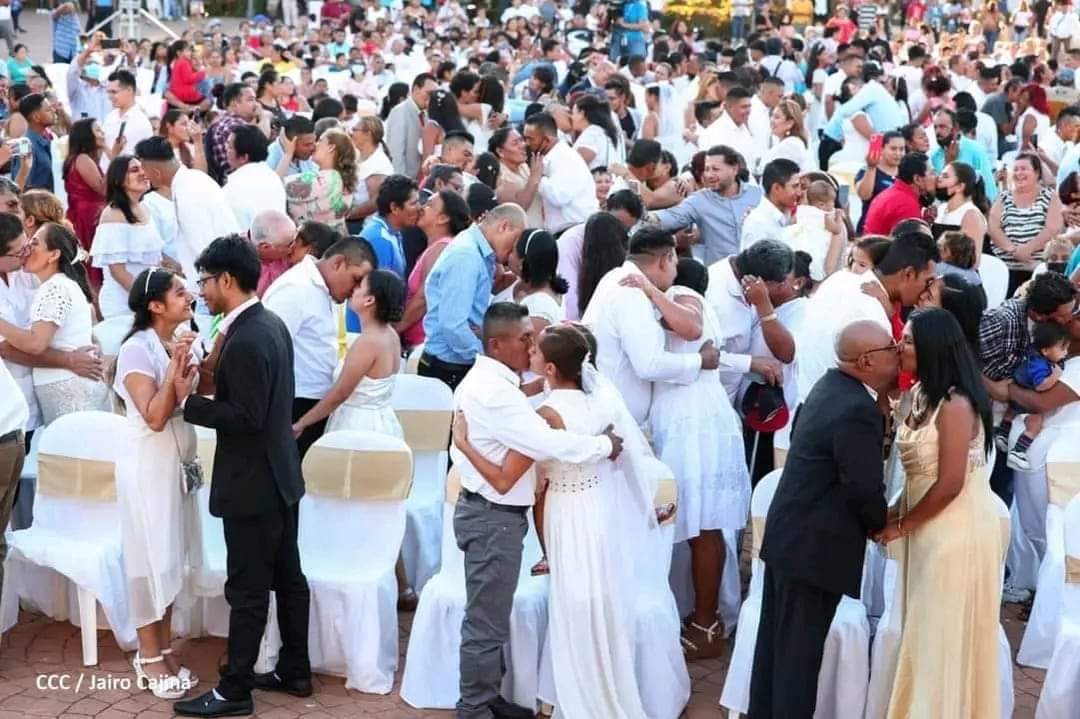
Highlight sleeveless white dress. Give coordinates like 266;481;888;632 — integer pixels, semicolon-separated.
539;388;649;719
326;374;403;438
649;286;751;541
113;329;202;628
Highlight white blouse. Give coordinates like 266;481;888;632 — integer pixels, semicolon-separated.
30;274;95;386
761;135;814;174
354;146;395;208
90;220;164;319
573;124;625;170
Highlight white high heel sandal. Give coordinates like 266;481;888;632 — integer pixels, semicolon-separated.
132;652;188;700
161;647;200;688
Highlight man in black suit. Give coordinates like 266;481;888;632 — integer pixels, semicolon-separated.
748;320;898;719
174;235;312;718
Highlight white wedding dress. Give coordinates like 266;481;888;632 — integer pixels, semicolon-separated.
539;388;649;719
326;374;403;438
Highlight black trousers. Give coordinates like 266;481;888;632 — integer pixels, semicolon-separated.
417;352;473;393
748;566;841;719
218;498;311;701
817;135;843;173
292;397;327;460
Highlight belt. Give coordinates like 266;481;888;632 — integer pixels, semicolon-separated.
460;488;529;515
0;430;22;446
420;352;474;371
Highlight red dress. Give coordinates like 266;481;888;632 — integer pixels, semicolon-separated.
64;159;106;287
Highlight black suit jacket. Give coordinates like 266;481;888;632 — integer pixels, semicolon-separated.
184;303;304;518
760;369;888;598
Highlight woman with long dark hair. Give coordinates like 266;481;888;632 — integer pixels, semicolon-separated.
62;118;108;285
114;267;201;698
879;307;1001;717
490;127;544;226
421;88;466;163
571;93;625;169
573;212;629;320
157;109;207;173
89;156;166;318
932;161;988;244
379;82;409;121
509;228;569;330
0;222;109;422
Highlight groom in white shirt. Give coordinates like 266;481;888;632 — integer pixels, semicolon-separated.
452;302;622;719
581;226;721;426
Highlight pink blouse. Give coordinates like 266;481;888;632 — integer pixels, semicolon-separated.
401;237;451;348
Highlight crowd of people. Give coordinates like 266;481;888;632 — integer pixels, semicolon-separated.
0;0;1080;716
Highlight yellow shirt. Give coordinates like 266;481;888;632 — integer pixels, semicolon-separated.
790;0;813;25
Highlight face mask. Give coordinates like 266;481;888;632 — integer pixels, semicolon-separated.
1047;261;1068;275
935;186;952;202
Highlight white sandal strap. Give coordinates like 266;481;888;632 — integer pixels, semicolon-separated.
688;620;721;643
160;648;173;655
136;653;165;665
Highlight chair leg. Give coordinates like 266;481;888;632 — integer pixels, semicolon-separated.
729;711;741;719
76;586;97;667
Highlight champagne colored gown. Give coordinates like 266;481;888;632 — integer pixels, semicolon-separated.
886;388;1003;719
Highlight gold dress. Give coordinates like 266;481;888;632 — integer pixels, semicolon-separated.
886;388;1003;719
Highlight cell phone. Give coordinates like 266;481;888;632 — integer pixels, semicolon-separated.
117;121;127;140
1031;135;1038;149
5;137;30;156
868;132;884;158
101;38;121;50
837;185;850;209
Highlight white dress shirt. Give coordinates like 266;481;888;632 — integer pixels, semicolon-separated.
0;360;28;437
739;197;789;251
538;140;600;233
0;271;41;430
581;261;702;425
172;166;242;293
102;105;154;164
794;269;891;406
698;112;758;173
224;161;288;232
262;255;336;400
451;355;613;506
705;257;759;403
218;297;260;337
748;95;773;151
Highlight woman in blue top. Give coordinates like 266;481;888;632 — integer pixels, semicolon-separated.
6;44;33;85
609;0;650;61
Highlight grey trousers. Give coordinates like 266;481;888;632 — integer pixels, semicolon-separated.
453;494;528;719
0;433;25;604
0;21;13;55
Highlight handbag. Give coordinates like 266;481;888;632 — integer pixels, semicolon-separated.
169;417;204;495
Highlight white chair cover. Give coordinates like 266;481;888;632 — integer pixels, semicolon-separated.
93;315;135;359
136;94;164;121
1018;439;1080;669
1035;494;1080;718
391;374;452;592
405;344;423;375
50;136;69;211
979;254;1010;309
261;430;413;693
719;469;870;718
7;411;137;661
135;67;155;96
400;470;549;710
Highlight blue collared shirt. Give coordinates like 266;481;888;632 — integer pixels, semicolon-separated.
929;136;999;202
13;129;54;192
266;139;317;177
360;214;405;277
823;80;906;141
423;225;496;365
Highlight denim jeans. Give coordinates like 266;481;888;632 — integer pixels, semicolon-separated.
731;15;747;41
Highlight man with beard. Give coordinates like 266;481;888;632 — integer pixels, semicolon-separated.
929;108;998;201
861;153;937;236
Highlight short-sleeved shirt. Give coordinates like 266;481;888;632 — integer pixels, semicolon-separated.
1044;357;1080;430
1014;349;1059;389
620;0;649;42
30;274;94;386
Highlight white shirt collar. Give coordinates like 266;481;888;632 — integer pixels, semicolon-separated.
473;354;522;388
863;382;878;401
219;296;260;336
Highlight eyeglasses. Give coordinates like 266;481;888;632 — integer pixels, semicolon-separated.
196;273;221;288
862;342;900;356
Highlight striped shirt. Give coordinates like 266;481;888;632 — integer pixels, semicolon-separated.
52;13;80;61
995;186;1053;270
857;3;878;31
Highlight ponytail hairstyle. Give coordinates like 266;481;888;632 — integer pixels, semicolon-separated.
949;161;990;215
124;266;179;343
38;222;93;304
515;228;569;295
105;155;141;225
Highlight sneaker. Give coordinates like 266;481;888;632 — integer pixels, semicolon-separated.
1001;580;1032;604
1007;447;1032;471
994;427;1010;453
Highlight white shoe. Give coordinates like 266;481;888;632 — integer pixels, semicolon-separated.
1007;448;1032;471
132;652;188;700
1001;581;1032;604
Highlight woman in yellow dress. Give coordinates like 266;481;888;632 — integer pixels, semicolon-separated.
879;307;1003;718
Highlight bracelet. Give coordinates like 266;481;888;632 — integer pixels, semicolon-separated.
760;312;778;322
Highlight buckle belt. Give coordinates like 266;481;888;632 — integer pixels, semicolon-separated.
460;488;529;515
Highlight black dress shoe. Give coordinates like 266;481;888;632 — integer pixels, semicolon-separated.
252;671;314;697
174;690;254;717
490;696;535;719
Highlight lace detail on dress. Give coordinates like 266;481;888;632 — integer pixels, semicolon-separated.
31;277;74;326
544;462;601;493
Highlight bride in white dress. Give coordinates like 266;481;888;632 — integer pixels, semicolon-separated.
453;324;651;719
291;269;404;439
113;267;202;699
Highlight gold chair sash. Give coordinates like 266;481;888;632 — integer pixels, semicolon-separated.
750;516;765;560
1067;555;1080;584
303;446;413;500
1047;462;1080;508
654;477;678;526
396;409;452;452
446;467;463;504
36;454;116;501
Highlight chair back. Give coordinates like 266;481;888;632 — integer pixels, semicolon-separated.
1047;438;1080;509
750;468;783;561
1061;495;1080;622
93;315;135;360
300;431;414;570
33;411;127;536
392;374;453;500
405;344;424;374
978;254;1009;310
50;136;69;210
439;469;466;578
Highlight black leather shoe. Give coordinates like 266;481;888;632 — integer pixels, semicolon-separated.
174;690;254;717
491;696;535;719
252;671;314;697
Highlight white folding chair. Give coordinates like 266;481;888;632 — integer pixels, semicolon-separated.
1018;440;1080;669
392;374;452;592
7;411;137;664
979;254;1010;309
93;315;134;358
271;430;414;694
50;136;69;211
400;468;549;710
1034;494;1080;718
405;344;424;374
720;469;870;719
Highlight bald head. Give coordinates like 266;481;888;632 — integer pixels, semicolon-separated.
836;321;893;362
835;320;899;392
